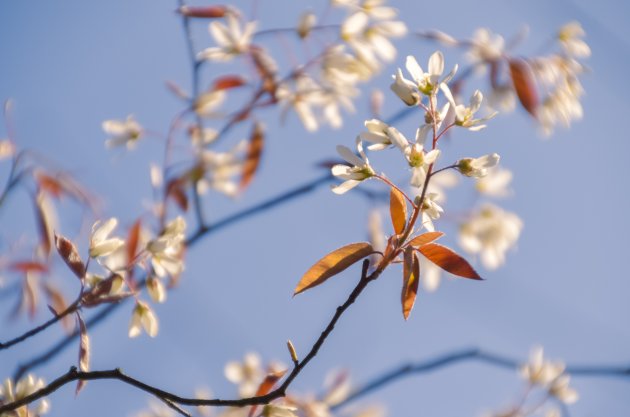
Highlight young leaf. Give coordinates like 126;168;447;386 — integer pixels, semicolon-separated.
54;233;86;281
240;122;265;190
509;58;539;117
248;369;287;417
76;312;90;395
213;75;247;91
389;188;407;235
294;242;373;295
417;243;482;280
401;247;420;320
167;178;189;212
126;219;142;280
178;5;228;18
407;231;444;248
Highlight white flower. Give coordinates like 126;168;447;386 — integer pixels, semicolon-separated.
476;167;512;197
225;352;264;397
419;257;442;292
322;45;374;84
558;21;590;58
360;119;392;150
457;153;500;178
387;126;440;188
199;15;256;61
89;218;125;259
390;68;419;106
403;52;457;96
146;217;186;278
331;138;375;194
459;204;522;270
103;115;143;149
129;300;159;338
442;88;496;131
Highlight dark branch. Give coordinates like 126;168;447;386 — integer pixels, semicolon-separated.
2;263;381;414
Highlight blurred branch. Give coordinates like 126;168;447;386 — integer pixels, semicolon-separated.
332;348;630;410
0;296;81;351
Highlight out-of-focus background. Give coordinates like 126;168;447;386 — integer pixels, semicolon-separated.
0;0;629;416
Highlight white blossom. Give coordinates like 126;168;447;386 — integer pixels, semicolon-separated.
442;88;497;131
225;352;264;397
0;374;50;416
198;140;247;196
129;300;159;338
331;138;375;194
297;12;317;39
457;153;500;178
387;126;440;188
146;216;186;278
89;217;125;259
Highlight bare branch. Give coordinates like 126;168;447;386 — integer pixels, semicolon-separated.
332;348;630;410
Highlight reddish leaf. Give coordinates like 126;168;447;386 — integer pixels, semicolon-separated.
9;261;49;274
509;58;539;117
294;242;373;295
389;188;407;235
407;232;444;248
417;243;482;280
54;233;85;281
178;5;228;18
165;80;189;100
80;275;129;307
44;283;74;333
126;219;142;267
250;47;277;94
75;312;90;395
401;247;420;320
34;192;53;257
248;369;287;417
239;122;264;190
213;75;247;91
166;178;189;212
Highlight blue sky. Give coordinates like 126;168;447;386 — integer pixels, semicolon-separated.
0;0;629;416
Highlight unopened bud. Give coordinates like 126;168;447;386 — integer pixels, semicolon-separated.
297;12;316;39
287;340;298;363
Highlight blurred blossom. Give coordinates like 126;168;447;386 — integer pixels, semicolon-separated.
297;12;317;39
459;204;522;269
197;140;247;197
466;28;505;69
263;404;298;417
476;167;512;197
558;21;591;58
224;352;264;397
146;216;186;278
103;115;143;149
199;14;256;61
0;139;15;160
0;374;50;416
194;90;226;118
